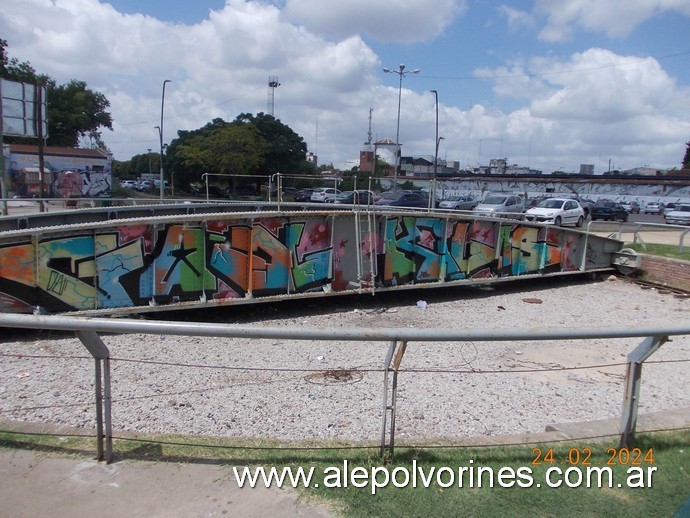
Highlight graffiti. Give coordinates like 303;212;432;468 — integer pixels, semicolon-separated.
0;211;620;315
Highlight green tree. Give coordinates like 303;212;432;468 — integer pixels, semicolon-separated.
48;80;113;147
176;123;266;192
682;141;690;169
167;115;313;193
234;112;309;176
0;39;112;148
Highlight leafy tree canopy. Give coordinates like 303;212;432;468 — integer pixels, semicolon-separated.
166;115;314;193
683;141;690;169
0;39;113;148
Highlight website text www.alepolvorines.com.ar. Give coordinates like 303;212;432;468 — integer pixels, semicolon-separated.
232;459;657;495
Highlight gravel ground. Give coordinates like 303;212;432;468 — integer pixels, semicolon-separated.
1;275;688;444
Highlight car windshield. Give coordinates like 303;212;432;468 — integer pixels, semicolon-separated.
538;199;565;209
445;196;462;201
483;196;507;205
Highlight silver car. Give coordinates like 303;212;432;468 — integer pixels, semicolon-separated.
438;194;477;211
473;194;525;217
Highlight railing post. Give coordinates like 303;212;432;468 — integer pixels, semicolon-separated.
380;340;407;460
619;335;667;448
76;330;113;463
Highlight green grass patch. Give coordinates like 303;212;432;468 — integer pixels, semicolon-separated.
1;429;688;517
625;242;690;261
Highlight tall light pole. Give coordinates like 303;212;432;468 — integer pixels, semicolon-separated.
383;64;419;191
435;137;445;178
431;89;439;179
159;79;171;200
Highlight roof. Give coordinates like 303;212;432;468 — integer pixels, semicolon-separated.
8;144;110;159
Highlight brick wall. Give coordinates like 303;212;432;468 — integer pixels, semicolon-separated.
637;255;690;292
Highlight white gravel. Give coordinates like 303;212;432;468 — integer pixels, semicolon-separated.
1;276;688;443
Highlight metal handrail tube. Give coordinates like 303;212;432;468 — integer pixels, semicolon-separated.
0;314;688;342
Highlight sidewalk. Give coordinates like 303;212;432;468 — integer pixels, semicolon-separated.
1;408;688;517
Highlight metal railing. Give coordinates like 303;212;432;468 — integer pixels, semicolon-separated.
586;220;690;254
0;313;687;463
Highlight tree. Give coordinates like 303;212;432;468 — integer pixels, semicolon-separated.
0;39;112;148
48;80;113;147
176;123;266;192
167;115;313;193
234;112;308;176
683;141;690;169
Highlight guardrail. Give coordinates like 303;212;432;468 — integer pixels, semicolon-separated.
586;220;690;254
0;313;687;463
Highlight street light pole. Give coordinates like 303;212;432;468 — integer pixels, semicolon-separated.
159;79;171;200
383;64;419;191
431;89;438;179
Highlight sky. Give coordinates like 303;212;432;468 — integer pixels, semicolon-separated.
1;0;689;174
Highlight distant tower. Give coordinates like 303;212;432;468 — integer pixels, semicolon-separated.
267;76;281;116
359;107;375;173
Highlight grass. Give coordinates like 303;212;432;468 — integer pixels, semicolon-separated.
625;242;690;261
1;428;688;517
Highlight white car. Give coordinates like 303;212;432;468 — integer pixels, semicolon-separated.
664;205;690;225
310;187;340;202
524;198;585;227
644;202;663;215
120;180;137;189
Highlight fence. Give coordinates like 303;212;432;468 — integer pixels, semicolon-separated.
0;313;688;464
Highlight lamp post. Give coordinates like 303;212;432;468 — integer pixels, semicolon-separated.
159;79;171;200
383;64;419;191
435;136;445;178
147;148;152;176
431;89;439;179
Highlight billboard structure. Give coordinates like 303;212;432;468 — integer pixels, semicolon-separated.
0;79;48;138
0;79;49;208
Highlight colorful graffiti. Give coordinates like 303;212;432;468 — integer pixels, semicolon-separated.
0;211;618;314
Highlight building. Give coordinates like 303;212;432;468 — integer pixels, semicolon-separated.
3;144;112;198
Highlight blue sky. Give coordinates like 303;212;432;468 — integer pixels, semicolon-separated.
2;0;689;173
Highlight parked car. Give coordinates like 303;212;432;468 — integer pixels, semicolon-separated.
473;194;525;217
191;185;225;197
135;180;154;191
525;196;549;210
438;194;477;211
375;192;430;208
644;202;663;215
524;198;585;227
333;190;375;205
310;187;341;203
293;188;316;202
662;203;677;216
119;180;137;189
664;204;690;225
620;201;640;214
559;194;592;217
590;202;628;222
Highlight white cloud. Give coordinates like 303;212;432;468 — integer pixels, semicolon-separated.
282;0;466;42
497;5;536;33
457;48;690;171
534;0;690;42
0;0;688;173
